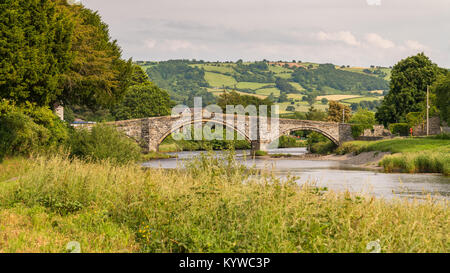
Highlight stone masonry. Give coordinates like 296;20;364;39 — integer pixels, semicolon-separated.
100;112;354;152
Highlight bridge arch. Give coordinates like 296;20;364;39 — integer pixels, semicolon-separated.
155;118;252;151
272;126;340;145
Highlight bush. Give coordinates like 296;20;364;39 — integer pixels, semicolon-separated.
389;123;409;136
309;141;336;154
0;100;69;162
68;124;141;164
429;133;450;140
351;124;366;138
254;150;268;156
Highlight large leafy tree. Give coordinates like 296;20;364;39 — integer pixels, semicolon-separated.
0;0;73;106
0;0;133;109
217;90;274;116
433;74;450;124
376;53;444;126
110;66;173;120
327;101;351;122
111;83;172;120
57;1;133;109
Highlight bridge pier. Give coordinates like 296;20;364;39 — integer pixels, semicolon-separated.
251;140;271;152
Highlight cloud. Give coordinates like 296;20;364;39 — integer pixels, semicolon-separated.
366;0;381;6
365;33;395;49
145;39;207;52
316;31;360;46
80;0;450;67
405;40;428;51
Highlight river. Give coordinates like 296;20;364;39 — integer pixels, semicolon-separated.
143;147;450;200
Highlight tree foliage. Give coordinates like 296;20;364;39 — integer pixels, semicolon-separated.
0;99;69;161
146;60;214;106
305;106;327;121
0;0;133;109
217;91;274;116
327;101;351;122
433;73;450;124
111;83;172;120
376;53;444;126
275;78;297;93
291;64;388;92
57;1;133;108
0;0;73;106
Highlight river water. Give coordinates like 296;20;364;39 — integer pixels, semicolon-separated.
143;148;450;200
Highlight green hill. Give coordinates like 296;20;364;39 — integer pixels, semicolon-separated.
139;60;390;112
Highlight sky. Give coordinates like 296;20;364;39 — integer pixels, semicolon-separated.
80;0;450;67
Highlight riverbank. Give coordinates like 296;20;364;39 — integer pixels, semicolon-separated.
255;151;389;171
0;154;448;253
334;135;450;175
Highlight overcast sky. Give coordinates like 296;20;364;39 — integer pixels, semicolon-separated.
80;0;449;67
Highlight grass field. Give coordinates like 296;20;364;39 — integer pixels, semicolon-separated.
338;137;450;154
316;95;361;101
0;154;447;253
255;87;280;96
207;88;268;99
278;101;328;113
204;72;237;87
191;64;236;74
336;136;450;175
341;97;383;103
289;82;305;92
235;82;272;90
287;94;304;100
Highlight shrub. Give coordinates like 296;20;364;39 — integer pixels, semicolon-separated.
351;124;366;138
389;123;409;136
430;133;450;140
68;124;141;164
254;150;268;156
309;141;336;154
0;100;68;161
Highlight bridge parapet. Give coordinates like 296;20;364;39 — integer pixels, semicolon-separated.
74;114;354;152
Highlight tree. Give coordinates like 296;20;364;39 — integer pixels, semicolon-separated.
327;101;351;122
275;78;297;93
286;106;295;112
376;53;444;126
0;0;73;106
58;1;133;109
321;98;329;105
278;92;289;103
350;108;376;128
304;93;317;106
0;0;133;109
306;106;327;121
217;91;274;116
111;83;172;120
131;66;150;85
433;74;450;124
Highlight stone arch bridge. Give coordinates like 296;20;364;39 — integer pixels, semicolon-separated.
92;112;354;152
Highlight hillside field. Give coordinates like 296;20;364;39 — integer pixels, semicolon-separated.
141;60;390;113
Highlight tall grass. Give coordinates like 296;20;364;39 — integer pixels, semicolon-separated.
336;136;450;175
380;152;450;176
0;154;448;253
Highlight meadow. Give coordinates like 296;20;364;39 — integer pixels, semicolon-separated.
336;135;450;175
195;62;388;114
0;153;448;253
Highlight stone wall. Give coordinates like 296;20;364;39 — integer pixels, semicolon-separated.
412;116;441;136
362;125;392;137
